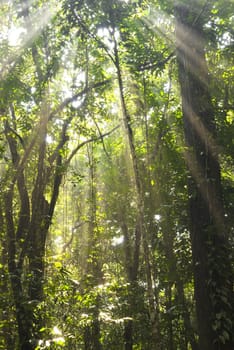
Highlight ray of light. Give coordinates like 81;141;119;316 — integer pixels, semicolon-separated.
174;21;210;87
142;6;220;148
143;6;211;86
0;0;61;80
143;5;226;228
183;149;225;232
182;98;222;159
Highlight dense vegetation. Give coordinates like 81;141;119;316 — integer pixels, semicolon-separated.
0;0;233;349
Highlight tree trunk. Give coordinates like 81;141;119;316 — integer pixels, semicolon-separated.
176;279;198;350
114;33;161;349
175;4;233;349
163;217;198;350
4;190;34;350
0;201;17;349
124;320;133;350
84;144;102;350
166;283;174;350
3;107;64;347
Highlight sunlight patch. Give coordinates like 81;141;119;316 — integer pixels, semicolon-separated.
154;214;161;222
111;235;124;246
8;26;27;46
1;1;61;79
52;326;62;336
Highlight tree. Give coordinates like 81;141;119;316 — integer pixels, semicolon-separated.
0;0;233;349
0;1;116;347
174;2;233;349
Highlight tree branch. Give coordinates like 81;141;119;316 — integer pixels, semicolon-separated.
48;79;111;121
92;116;111;159
137;52;175;72
72;8;116;66
65;125;120;166
12;79;111;187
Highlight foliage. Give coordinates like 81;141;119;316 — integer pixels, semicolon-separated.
0;0;233;349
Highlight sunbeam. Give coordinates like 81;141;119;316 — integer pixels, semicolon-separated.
175;21;210;87
143;6;209;86
143;6;221;153
0;0;61;80
143;7;174;47
183;149;225;231
182;98;221;159
142;4;226;231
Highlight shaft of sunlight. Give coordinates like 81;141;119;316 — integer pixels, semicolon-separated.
0;0;61;79
183;149;224;231
182;99;221;159
143;7;209;86
143;7;174;47
175;21;209;87
143;5;224;229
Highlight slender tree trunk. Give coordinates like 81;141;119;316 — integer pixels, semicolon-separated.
84;144;102;350
142;234;161;349
175;4;233;349
84;326;92;350
0;200;17;349
166;283;174;350
124;320;134;350
163;220;198;350
4;189;34;350
114;37;161;350
114;39;141;350
3;106;64;347
176;279;198;350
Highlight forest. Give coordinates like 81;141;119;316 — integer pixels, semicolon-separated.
0;0;233;349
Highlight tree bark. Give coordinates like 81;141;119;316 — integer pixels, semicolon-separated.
175;4;233;349
114;34;161;349
2;105;65;347
164;226;198;350
84;144;102;350
4;189;34;350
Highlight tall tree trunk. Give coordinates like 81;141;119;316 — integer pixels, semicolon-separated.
113;38;141;350
175;4;233;349
124;320;134;350
165;283;174;350
3;107;64;348
4;189;34;350
0;199;17;349
114;35;161;350
84;144;102;350
163;218;198;350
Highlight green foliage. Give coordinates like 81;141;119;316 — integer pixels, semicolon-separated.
0;0;233;348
